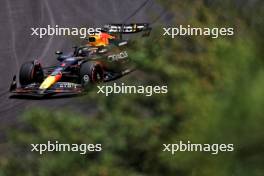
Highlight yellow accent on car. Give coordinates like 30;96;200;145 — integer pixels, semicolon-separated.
39;76;56;90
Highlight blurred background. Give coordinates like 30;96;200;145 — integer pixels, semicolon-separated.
0;0;264;175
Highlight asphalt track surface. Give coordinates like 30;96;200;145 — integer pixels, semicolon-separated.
0;0;167;137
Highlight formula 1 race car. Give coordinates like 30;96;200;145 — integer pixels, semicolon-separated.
9;24;151;97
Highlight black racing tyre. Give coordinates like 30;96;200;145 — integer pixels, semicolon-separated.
80;61;103;86
19;61;44;86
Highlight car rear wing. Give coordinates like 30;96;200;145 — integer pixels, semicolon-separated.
102;23;151;37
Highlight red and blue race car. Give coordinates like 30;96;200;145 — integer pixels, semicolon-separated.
9;24;151;97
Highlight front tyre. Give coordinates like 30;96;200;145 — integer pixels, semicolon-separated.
80;61;103;87
19;61;44;86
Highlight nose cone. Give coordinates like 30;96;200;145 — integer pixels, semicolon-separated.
39;76;57;90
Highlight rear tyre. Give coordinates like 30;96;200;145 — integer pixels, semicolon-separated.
19;61;44;86
80;61;103;87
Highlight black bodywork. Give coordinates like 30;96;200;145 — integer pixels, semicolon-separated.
9;23;151;97
9;42;134;96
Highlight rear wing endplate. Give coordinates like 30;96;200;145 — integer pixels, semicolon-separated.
102;23;151;36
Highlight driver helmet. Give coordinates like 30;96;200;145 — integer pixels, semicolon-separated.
87;32;115;47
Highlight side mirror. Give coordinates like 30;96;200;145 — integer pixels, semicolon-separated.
55;51;63;55
98;48;108;54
